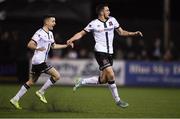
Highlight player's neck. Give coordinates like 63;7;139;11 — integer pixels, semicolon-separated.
98;16;108;22
42;26;49;33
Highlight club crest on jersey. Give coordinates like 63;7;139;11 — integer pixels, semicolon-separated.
109;21;113;26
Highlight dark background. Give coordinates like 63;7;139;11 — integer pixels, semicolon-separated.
0;0;180;82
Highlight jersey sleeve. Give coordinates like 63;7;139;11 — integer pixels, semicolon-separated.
31;31;41;44
112;17;120;29
84;21;94;33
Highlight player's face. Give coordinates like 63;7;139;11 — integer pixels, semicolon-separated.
103;6;110;19
46;17;56;30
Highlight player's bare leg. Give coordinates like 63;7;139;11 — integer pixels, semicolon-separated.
36;67;60;103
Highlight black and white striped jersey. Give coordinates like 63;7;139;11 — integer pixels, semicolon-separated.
84;16;120;54
31;28;54;65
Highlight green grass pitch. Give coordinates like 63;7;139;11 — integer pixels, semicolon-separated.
0;84;180;118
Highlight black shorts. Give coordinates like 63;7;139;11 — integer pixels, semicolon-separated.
30;62;52;75
95;52;113;71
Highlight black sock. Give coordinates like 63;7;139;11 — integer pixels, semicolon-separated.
50;77;56;84
24;83;30;89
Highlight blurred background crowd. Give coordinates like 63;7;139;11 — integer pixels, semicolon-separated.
0;0;180;62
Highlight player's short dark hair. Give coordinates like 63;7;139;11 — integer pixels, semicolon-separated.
43;14;55;23
96;3;108;15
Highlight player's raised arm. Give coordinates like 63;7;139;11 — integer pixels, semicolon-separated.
116;27;143;37
66;30;87;45
27;40;46;51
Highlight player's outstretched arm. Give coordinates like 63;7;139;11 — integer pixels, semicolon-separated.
27;40;46;51
116;27;143;37
67;30;87;45
51;43;74;49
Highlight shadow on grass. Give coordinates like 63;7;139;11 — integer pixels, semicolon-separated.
0;98;83;114
46;100;83;113
25;101;84;113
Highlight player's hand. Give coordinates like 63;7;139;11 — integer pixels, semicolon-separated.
67;40;73;45
135;31;143;37
36;47;46;51
67;43;74;48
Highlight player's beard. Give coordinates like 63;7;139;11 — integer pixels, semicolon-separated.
104;14;109;19
105;15;109;20
49;26;54;30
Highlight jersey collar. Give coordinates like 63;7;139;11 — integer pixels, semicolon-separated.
41;28;49;34
97;18;109;23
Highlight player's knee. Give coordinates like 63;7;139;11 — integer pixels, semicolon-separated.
107;73;115;81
